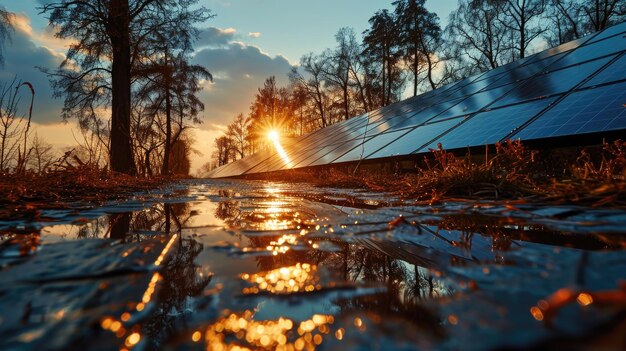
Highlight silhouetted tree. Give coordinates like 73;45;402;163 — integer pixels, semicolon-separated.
393;0;442;93
363;9;403;107
213;135;234;167
41;0;212;175
226;113;250;159
446;0;510;74
499;0;546;60
290;54;330;128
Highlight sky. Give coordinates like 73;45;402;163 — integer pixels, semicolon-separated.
1;0;457;173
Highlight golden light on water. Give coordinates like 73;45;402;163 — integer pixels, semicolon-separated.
99;234;176;350
576;292;593;306
241;263;321;295
198;310;337;350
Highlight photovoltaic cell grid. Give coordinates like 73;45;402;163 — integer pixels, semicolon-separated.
207;22;626;178
512;81;626;140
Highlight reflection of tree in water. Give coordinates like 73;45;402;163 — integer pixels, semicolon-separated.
103;202;194;242
214;200;244;229
76;216;109;239
143;234;211;350
122;202;211;350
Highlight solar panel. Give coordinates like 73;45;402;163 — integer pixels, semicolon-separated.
422;97;558;151
428;84;516;122
586;21;626;44
208;21;626;178
367;118;464;159
301;137;376;167
511;81;626;140
583;52;626;87
477;52;567;92
330;128;414;164
549;33;626;70
520;35;591;64
492;55;614;108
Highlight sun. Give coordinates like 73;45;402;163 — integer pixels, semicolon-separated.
268;130;280;142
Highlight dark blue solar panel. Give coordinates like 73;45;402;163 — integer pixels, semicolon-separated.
478;52;566;92
429;84;516;122
550;33;626;70
301;138;375;167
520;36;590;65
492;56;613;108
330;128;414;164
587;21;626;44
379;97;464;131
583;53;626;87
512;82;626;140
422;97;557;151
368;118;464;159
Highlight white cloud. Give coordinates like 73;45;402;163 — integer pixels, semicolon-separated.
0;14;65;125
248;32;261;38
196;26;238;48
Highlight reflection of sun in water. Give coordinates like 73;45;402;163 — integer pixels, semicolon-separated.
241;263;322;294
196;310;338;350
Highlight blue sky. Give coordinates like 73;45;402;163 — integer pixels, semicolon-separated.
8;0;457;63
1;0;457;172
200;0;457;62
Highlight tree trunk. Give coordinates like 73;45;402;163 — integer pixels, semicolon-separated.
108;0;136;175
413;42;419;96
162;85;172;175
145;149;153;177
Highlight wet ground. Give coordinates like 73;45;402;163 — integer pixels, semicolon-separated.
0;179;625;350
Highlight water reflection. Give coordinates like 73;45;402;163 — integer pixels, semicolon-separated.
1;180;625;350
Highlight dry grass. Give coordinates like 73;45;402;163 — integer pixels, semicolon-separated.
545;140;626;206
403;140;541;201
257;139;626;207
0;165;167;220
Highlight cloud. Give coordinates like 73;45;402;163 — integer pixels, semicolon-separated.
196;27;238;48
248;32;261;38
0;14;65;125
192;41;293;126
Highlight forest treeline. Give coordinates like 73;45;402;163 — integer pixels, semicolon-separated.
206;0;626;172
0;0;211;177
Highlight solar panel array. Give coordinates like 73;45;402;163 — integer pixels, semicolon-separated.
207;21;626;178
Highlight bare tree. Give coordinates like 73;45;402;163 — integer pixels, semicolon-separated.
28;133;56;173
226;113;250;159
290;56;330;129
581;0;626;32
499;0;547;60
0;78;26;172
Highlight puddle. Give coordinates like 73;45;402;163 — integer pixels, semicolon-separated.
0;179;625;350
